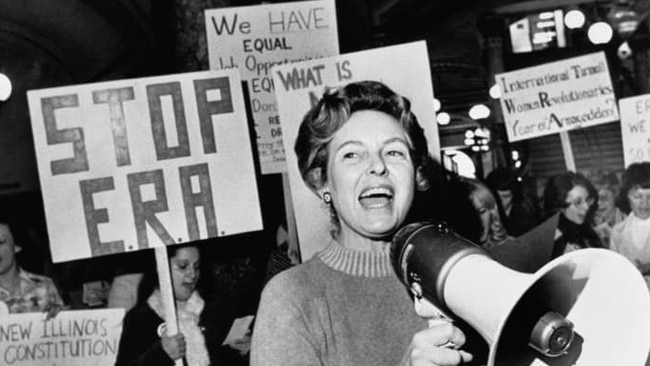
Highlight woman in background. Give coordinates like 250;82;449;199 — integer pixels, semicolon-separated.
588;169;625;245
461;177;511;249
610;162;650;290
0;216;64;315
115;244;245;366
543;171;602;258
485;167;539;237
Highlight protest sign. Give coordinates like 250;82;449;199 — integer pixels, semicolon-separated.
619;94;650;166
27;70;263;263
206;0;339;174
496;52;619;142
272;41;439;260
0;309;124;366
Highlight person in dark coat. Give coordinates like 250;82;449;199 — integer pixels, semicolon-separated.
543;171;603;258
115;244;245;366
486;167;540;237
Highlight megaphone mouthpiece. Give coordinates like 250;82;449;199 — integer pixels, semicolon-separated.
391;221;485;312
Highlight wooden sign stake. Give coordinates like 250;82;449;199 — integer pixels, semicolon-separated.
559;131;576;172
282;172;301;262
154;246;183;366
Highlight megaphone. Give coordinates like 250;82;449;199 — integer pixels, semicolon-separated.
391;221;650;366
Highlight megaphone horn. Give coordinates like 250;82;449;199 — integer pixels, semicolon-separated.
391;221;650;366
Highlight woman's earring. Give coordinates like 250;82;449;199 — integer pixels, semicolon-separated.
323;191;332;204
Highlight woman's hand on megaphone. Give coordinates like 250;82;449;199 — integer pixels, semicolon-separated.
407;321;473;366
406;297;473;365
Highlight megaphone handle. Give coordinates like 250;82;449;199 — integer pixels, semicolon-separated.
414;297;458;348
427;318;452;328
427;318;458;349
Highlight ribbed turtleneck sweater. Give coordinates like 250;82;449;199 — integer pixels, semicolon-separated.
251;241;426;366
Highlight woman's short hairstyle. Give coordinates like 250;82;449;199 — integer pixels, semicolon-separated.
543;171;597;221
616;162;650;213
294;80;430;194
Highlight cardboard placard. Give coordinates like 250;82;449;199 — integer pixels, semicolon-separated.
272;41;439;260
496;52;619;142
0;309;124;366
619;94;650;167
206;0;339;174
27;70;263;263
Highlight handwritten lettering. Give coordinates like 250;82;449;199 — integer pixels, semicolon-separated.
80;177;124;256
92;88;135;166
635;99;650;115
243;37;292;54
627;119;646;133
179;164;218;241
268;7;327;33
41;95;89;175
276;65;326;91
250;77;275;93
1;310;123;365
502;85;612;115
80;164;222;252
193;77;234;154
147;82;191;161
252;98;277;113
4;339;117;364
210;14;251;36
30;71;260;262
0;323;32;342
571;62;605;78
42;317;108;338
336;60;352;81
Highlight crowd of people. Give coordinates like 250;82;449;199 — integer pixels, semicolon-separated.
2;81;650;366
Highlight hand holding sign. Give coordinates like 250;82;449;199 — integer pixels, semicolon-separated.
161;332;186;361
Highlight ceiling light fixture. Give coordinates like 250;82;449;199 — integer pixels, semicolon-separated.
433;98;441;112
587;21;614;44
437;111;450;125
469;104;491;119
564;9;586;29
0;73;12;101
607;0;640;38
489;84;501;99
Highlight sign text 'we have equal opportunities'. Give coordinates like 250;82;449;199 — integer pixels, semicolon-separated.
206;0;338;174
27;70;262;263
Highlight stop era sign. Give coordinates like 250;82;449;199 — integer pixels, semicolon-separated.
28;69;262;263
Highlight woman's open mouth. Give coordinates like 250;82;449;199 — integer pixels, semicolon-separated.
359;186;394;209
